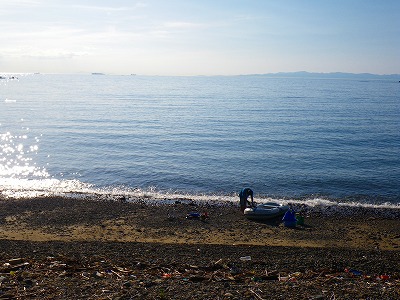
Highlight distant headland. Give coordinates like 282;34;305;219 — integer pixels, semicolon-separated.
245;71;399;80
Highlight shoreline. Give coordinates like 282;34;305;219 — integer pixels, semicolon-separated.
1;196;400;248
0;197;399;299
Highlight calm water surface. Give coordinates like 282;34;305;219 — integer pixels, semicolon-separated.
1;74;399;204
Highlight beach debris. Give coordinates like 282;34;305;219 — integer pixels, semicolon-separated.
239;256;251;261
6;258;23;266
186;212;200;219
186;211;209;220
378;274;390;280
2;258;30;272
345;268;362;276
249;288;266;300
0;254;399;299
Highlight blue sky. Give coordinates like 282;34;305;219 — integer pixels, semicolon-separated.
0;0;399;75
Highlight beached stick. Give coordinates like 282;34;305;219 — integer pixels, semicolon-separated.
110;270;123;278
249;289;266;300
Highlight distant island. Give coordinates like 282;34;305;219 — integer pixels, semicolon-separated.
91;72;105;75
246;71;399;80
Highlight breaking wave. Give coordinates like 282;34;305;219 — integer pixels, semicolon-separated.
1;179;399;218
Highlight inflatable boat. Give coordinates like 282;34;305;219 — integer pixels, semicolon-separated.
243;202;289;221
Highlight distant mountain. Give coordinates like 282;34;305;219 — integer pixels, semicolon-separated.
250;71;400;80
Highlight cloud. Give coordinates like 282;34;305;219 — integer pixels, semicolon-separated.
0;0;42;15
70;2;146;12
23;49;88;60
71;5;131;12
162;21;206;29
1;0;42;6
1;46;88;60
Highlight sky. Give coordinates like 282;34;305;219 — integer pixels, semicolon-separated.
0;0;399;75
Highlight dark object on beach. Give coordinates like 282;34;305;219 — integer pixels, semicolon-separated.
186;212;209;220
345;268;363;276
186;212;201;219
297;215;305;225
282;209;297;228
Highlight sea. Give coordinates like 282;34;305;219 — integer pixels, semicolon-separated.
1;73;399;209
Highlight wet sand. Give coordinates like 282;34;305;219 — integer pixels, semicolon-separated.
0;197;399;299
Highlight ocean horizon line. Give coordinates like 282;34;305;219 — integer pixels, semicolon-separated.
1;71;399;79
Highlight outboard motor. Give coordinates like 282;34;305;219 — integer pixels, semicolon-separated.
239;188;254;212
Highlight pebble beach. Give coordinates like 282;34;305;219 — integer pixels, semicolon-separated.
0;196;399;299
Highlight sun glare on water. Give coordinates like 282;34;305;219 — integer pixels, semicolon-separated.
0;131;47;178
